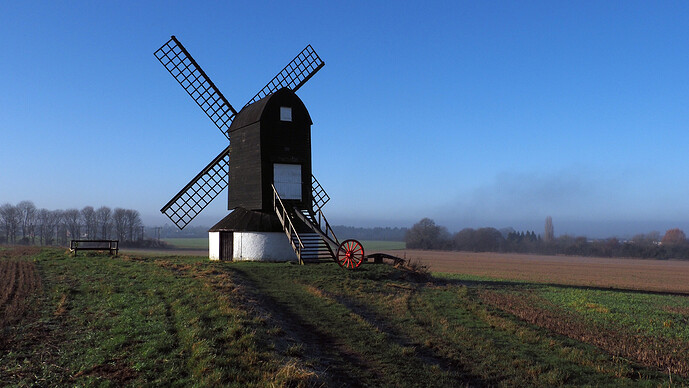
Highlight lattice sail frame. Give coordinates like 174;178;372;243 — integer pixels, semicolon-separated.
246;45;324;106
311;175;330;213
156;36;325;229
161;147;230;229
155;36;237;140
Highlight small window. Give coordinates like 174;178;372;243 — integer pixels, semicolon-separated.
280;106;292;122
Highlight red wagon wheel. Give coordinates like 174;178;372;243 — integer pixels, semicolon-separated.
337;239;365;269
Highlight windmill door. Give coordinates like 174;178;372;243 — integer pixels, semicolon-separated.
273;164;302;200
220;232;233;260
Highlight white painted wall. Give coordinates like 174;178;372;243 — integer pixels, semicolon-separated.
209;232;220;260
233;232;298;262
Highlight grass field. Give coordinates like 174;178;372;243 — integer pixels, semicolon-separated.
161;237;209;250
1;246;686;386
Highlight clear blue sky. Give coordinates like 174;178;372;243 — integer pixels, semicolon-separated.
2;1;689;237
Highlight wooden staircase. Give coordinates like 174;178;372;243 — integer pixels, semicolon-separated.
272;179;339;265
291;232;334;264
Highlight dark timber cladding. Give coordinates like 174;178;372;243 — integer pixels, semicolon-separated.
228;88;313;212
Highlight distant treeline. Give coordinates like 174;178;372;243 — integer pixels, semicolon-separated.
1;201;410;246
333;226;408;241
406;217;689;260
154;224;211;239
0;200;164;248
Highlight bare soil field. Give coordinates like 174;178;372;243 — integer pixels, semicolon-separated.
0;247;42;327
388;249;689;293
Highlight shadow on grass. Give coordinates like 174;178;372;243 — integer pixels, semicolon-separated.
228;264;486;387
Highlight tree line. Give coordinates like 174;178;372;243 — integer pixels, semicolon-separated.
0;201;144;246
405;217;689;260
333;226;408;241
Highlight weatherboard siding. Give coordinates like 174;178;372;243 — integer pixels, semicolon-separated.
227;88;313;213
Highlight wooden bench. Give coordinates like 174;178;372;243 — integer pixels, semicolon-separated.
70;240;119;256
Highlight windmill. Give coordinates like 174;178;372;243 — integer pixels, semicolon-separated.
154;36;364;268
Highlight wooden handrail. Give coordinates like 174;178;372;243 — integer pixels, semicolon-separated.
309;208;338;246
316;208;339;246
272;184;304;251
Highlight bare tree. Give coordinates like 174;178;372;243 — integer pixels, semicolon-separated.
0;203;10;243
125;209;143;241
63;209;82;240
81;206;97;239
96;206;112;239
632;231;661;246
544;216;554;243
0;203;20;243
405;218;450;250
453;228;476;251
473;227;505;252
0;201;150;246
17;200;37;243
113;208;127;241
54;210;68;245
647;231;661;244
36;208;51;245
50;210;64;245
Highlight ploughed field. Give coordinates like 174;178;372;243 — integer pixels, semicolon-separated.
390;249;689;294
0;247;42;329
1;246;687;386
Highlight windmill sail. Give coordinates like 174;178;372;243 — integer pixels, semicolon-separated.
161;146;230;229
245;45;325;106
155;37;325;231
155;36;237;140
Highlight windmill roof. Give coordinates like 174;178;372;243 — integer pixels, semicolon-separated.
209;207;284;232
228;88;312;132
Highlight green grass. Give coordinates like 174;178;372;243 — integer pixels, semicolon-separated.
1;247;684;386
1;249;313;387
227;262;676;386
437;271;689;342
161;237;208;250
538;286;689;340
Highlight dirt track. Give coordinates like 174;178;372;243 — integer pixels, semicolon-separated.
386;249;689;294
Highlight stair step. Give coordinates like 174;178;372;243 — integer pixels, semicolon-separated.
301;257;333;262
274;199;338;265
